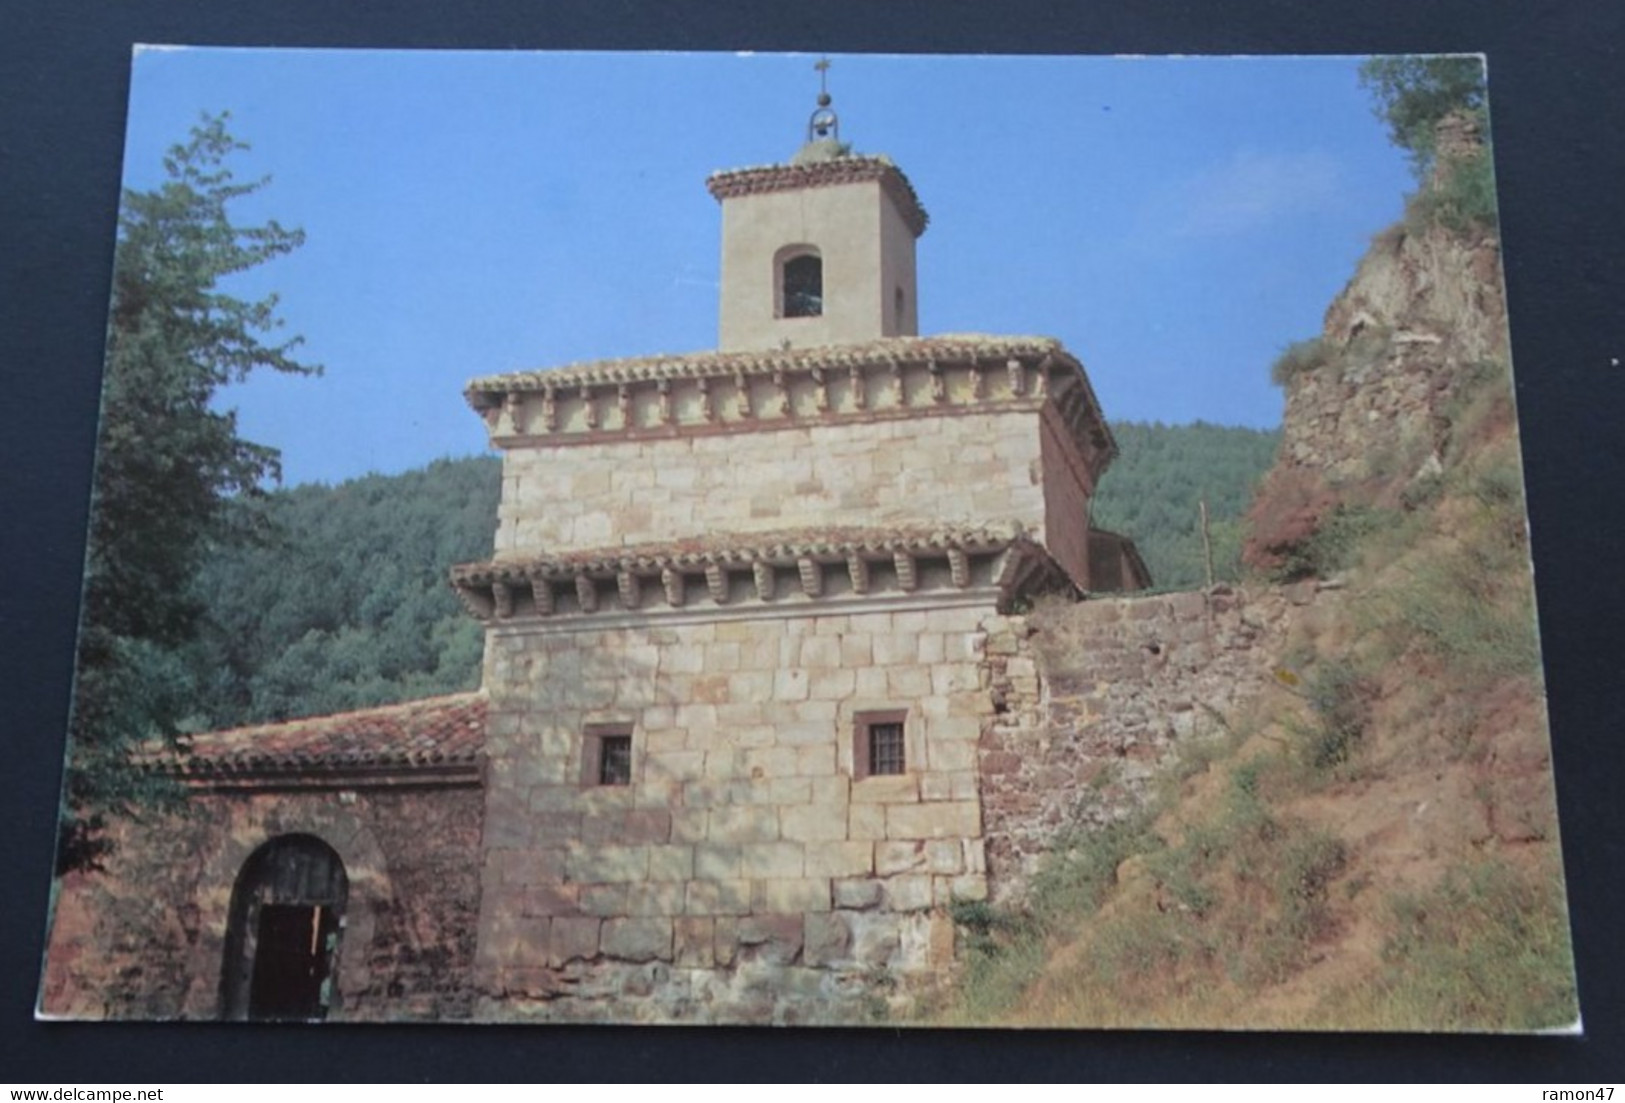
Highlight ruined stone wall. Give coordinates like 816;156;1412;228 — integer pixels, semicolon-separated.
494;409;1048;556
473;602;1011;1023
979;586;1310;896
39;785;482;1022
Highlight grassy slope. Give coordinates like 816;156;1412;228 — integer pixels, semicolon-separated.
927;280;1577;1034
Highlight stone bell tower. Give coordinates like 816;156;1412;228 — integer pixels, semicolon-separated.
709;61;926;351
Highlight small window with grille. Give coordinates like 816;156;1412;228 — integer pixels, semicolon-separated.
582;727;634;787
854;710;909;780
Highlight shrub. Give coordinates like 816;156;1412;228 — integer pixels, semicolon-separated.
1271;504;1390;582
1270;337;1331;385
1409;150;1499;234
1296;659;1372;772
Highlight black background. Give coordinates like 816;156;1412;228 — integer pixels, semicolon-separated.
3;0;1622;1083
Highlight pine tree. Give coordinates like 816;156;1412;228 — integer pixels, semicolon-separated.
60;114;318;871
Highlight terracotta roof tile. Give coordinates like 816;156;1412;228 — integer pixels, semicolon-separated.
705;156;928;236
452;522;1031;585
147;693;486;777
464;334;1069;395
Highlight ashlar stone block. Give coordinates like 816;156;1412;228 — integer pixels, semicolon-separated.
851;774;919;805
779;803;851;843
804;841;875;879
550;916;602;967
883;875;936;912
832;878;884;910
875;840;927;877
626;882;687;917
886;800;981;840
803;912;853;968
738;841;805;879
566;844;649;883
601;917;673;963
674;917;715;968
708;804;779;844
848;803;887;840
757;877;832;914
685;878;752;917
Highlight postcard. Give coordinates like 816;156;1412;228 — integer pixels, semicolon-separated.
37;49;1577;1031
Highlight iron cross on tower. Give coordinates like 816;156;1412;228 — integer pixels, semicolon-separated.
808;56;839;143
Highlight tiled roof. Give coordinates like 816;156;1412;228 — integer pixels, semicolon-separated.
705;155;928;237
450;522;1072;624
464;334;1068;395
454;522;1030;585
145;693;486;783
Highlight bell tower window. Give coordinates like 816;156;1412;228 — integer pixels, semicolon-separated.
780;249;823;318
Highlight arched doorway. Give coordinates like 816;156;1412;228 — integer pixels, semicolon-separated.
220;834;348;1021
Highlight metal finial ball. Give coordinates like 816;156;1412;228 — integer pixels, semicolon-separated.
817;92;831;107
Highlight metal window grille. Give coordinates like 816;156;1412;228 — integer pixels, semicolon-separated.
598;734;632;786
867;722;906;776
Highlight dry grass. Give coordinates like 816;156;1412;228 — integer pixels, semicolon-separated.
922;350;1573;1032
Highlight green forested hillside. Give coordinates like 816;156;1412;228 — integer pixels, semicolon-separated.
1092;420;1279;589
187;421;1276;726
185;456;501;729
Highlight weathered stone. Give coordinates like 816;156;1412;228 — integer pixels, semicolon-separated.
737;914;804;965
883;875;936;912
803;913;852;967
600;918;673;963
885;801;981;840
832;878;884;910
550;917;602;966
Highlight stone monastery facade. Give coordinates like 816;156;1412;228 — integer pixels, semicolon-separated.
41;88;1149;1025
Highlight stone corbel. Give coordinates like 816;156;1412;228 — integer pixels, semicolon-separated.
492;581;515;619
1007;359;1026;397
895;551;918;592
541;385;558;432
617;384;632;428
770;367;789;418
705;563;728;604
696;376;716;423
656;378;673;425
661;567;684;607
948;547;970;589
1034;354;1053;397
847;554;869;595
734;371;752;419
884;360;904;407
927;359;946;404
970;364;986;402
581;386;599;430
617;570;640;611
811;367;829;414
796;557;822;598
500;393;522;437
531;575;555;616
575;574;598;613
849;364;866;410
752;560;776;601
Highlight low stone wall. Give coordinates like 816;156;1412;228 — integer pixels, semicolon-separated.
40;785;483;1022
979;586;1301;896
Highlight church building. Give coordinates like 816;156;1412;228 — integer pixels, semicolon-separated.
40;71;1147;1025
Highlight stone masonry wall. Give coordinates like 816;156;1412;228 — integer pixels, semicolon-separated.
495;409;1048;557
979;585;1313;896
39;785;482;1022
473;602;1010;1023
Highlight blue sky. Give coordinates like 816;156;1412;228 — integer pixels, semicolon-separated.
120;49;1421;487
